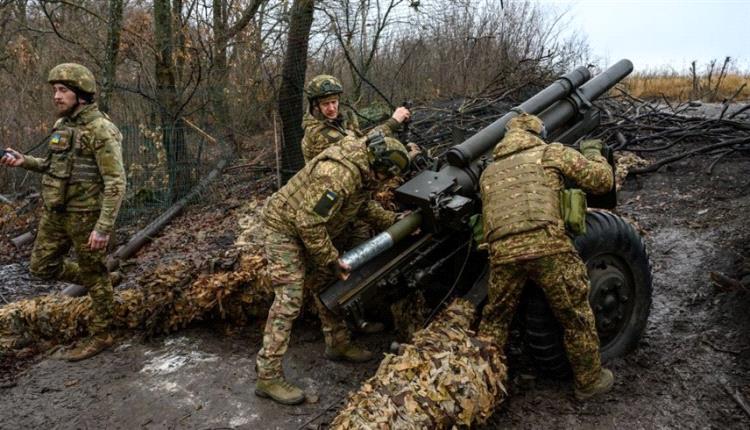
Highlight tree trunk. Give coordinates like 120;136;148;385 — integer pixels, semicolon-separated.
277;0;315;183
211;0;264;157
154;0;190;201
100;0;123;114
211;0;235;156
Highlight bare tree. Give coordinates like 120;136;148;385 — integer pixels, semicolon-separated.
211;0;265;156
278;0;315;182
100;0;123;113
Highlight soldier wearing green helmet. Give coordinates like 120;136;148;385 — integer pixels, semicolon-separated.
1;63;126;361
301;74;413;163
254;134;409;405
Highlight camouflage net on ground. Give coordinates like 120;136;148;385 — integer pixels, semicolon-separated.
614;151;649;190
331;298;507;429
0;209;273;351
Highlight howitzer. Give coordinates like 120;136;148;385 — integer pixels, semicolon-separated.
321;59;653;367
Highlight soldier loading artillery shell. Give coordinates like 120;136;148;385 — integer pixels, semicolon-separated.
253;132;411;406
0;63;126;361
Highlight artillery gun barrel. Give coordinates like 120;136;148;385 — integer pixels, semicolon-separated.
341;211;423;271
446;66;592;167
538;59;633;131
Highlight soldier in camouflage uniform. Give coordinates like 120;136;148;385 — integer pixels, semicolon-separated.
301;74;412;163
254;134;410;405
301;75;414;334
477;113;615;401
1;63;126;361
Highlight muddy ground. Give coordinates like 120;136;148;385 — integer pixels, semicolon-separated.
1;110;749;429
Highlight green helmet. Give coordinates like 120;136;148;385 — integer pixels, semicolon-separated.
506;113;545;137
367;133;409;177
48;63;97;95
305;74;343;100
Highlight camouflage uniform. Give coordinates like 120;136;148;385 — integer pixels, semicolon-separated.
256;136;399;380
301;110;401;164
478;114;613;390
22;73;126;337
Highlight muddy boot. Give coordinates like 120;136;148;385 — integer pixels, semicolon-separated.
61;334;114;362
325;343;374;363
355;320;385;334
574;368;614;401
255;378;305;405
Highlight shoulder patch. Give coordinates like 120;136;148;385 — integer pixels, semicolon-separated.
324;128;344;143
313;190;338;217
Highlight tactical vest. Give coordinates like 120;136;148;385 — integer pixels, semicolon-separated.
302;112;361;163
263;145;367;236
481;144;562;243
42;112;104;211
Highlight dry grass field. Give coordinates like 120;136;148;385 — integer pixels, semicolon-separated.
623;59;750;102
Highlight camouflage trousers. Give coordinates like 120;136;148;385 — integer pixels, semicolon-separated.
255;223;359;380
30;210;114;336
479;251;601;389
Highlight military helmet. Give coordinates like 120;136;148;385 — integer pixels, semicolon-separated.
506;113;545;136
48;63;97;95
367;133;409;177
305;74;343;100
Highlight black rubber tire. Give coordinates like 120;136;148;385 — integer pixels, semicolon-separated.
524;210;653;375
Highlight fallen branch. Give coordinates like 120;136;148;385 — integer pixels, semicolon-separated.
724;383;750;419
630;137;750;174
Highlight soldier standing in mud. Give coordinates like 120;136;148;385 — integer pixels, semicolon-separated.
254;133;410;405
301;74;413;163
0;63;126;361
478;113;615;400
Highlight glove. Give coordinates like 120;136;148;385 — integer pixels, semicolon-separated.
579;139;604;158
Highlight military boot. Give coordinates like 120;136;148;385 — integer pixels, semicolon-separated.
574;368;614;401
255;378;305;405
324;343;374;362
61;334;113;362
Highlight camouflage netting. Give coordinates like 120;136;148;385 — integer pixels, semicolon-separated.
614;151;649;190
0;252;272;350
0;207;274;351
330;299;507;429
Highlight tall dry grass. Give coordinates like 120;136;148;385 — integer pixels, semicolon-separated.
623;58;750;102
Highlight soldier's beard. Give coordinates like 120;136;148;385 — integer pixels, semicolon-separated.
56;102;79;118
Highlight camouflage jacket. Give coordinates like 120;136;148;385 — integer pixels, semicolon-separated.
301;109;401;163
22;103;126;234
263;136;397;267
483;129;613;264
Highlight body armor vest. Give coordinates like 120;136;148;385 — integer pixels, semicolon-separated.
42;112;104;210
263;145;367;237
481;144;562;243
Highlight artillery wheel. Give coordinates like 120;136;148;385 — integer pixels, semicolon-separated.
524;210;652;376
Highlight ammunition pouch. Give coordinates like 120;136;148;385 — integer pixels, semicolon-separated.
560;188;587;236
42;127;75;211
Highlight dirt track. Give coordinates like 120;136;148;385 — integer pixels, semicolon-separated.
1;114;749;429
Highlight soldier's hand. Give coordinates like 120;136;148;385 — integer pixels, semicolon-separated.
87;230;110;251
579;139;604;158
0;148;24;167
392;106;411;123
334;258;351;281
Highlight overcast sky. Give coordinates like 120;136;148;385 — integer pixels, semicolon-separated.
535;0;750;72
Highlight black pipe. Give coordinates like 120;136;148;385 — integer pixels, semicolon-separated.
446;66;592;167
